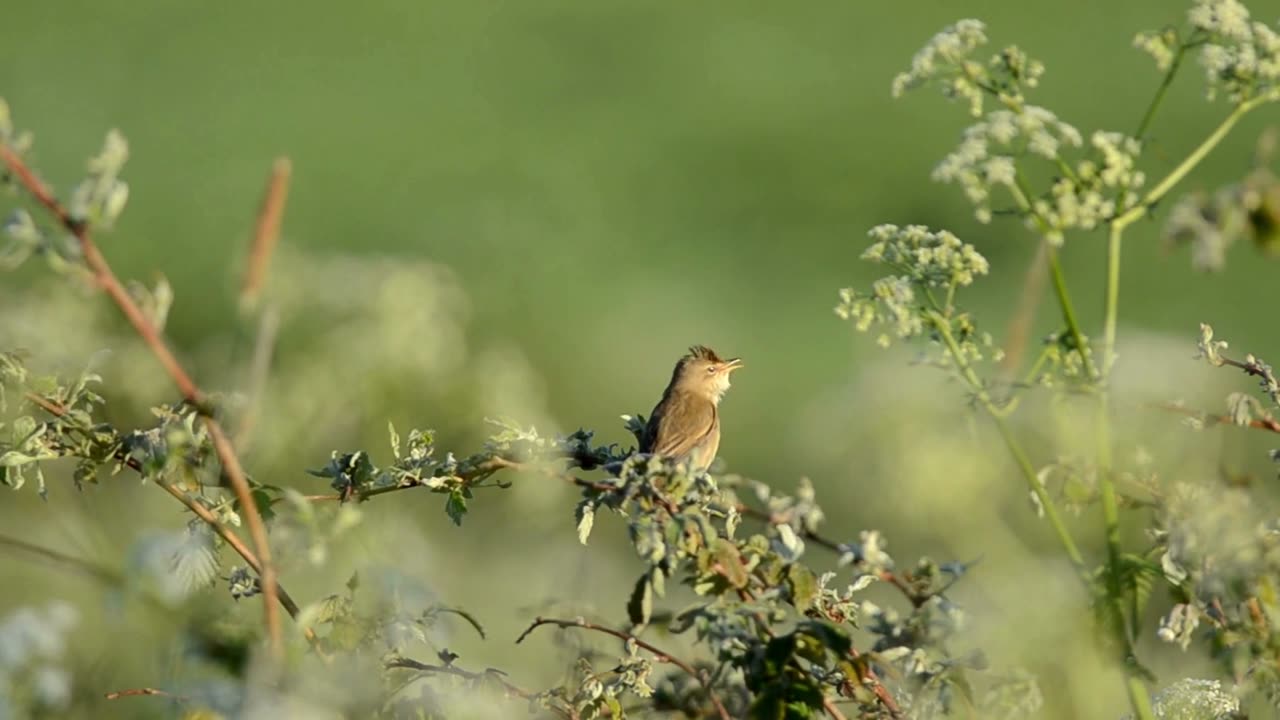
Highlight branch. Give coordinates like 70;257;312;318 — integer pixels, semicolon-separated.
385;656;570;719
517;616;732;720
104;687;187;701
240;157;291;309
1;143;285;659
1148;401;1280;434
22;391;324;657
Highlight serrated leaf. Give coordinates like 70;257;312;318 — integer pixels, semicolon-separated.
445;488;467;526
711;539;748;588
627;573;653;628
787;564;820;613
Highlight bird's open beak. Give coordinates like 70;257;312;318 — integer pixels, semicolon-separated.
722;358;744;372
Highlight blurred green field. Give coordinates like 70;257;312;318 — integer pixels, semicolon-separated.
2;1;1279;718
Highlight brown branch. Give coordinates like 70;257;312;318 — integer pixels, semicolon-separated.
849;646;902;717
1;143;284;659
104;687;187;701
517;617;732;720
1148;401;1280;434
1000;238;1050;379
240;157;291;309
303;455;614;504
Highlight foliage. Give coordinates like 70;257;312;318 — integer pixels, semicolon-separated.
2;1;1280;719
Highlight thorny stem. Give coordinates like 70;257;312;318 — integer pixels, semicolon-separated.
0;142;286;660
517;617;732;720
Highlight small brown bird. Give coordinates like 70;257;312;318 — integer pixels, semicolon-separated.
640;345;743;473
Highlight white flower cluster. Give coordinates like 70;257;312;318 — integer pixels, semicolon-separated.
934;112;1145;243
891;20;1047;117
1188;0;1280;102
1031;132;1146;244
837;225;994;352
1133;28;1179;71
860;223;991;287
892;19;989;115
932;106;1083;224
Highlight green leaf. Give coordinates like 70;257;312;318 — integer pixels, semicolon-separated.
711;539;748;588
795;620;851;656
445;488;468;526
627;573;653;628
0;450;42;467
787;565;820;613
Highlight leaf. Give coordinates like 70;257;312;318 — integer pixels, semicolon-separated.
787;565;820;613
711;539;749;588
248;487;280;522
445;488;467;526
0;450;41;467
576;499;595;545
796;620;852;656
627;573;653;628
433;607;487;639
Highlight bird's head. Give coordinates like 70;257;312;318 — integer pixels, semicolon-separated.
667;345;743;403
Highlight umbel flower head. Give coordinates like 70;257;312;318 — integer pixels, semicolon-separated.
1136;0;1280;103
837;225;998;360
891;19;1046;116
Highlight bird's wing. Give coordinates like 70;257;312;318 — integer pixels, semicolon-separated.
644;392;717;460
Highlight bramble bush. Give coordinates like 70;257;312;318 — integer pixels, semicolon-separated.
2;1;1280;718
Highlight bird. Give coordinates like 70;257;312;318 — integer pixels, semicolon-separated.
640;345;743;473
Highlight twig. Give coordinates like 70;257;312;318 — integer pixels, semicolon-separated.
1148;401;1280;434
240;157;291;309
385;656;571;718
517;616;732;720
849;646;902;717
21;391;323;656
303;455;614;504
1;144;284;659
104;687;187;701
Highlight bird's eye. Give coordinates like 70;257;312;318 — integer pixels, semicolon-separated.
706;365;717;374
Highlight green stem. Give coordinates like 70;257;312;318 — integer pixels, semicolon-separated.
929;312;1086;571
1115;96;1269;229
1133;42;1192;142
1102;224;1123;376
1047;249;1099;380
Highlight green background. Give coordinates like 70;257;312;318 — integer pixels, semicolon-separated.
2;1;1278;718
